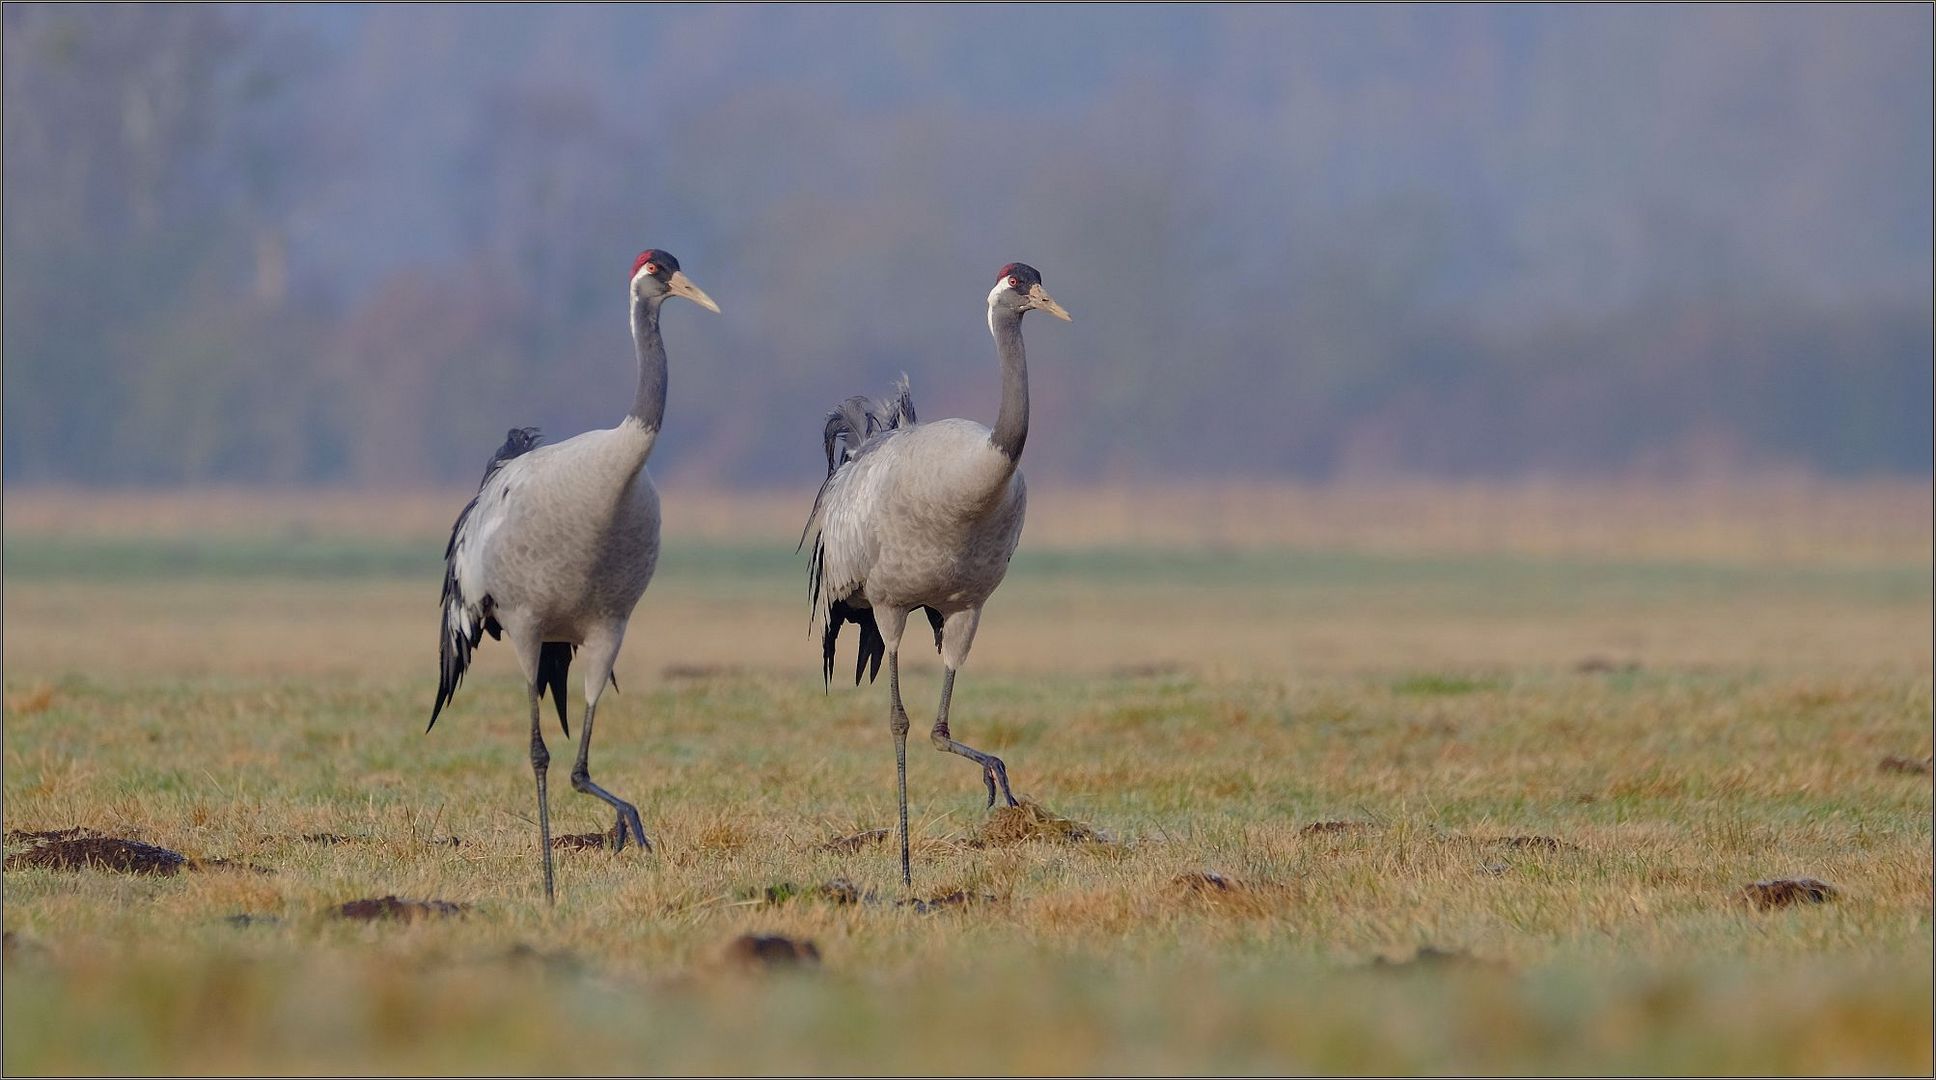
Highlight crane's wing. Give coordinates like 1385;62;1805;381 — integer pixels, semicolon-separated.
430;426;543;731
800;375;939;687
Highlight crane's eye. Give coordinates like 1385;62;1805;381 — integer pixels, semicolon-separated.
643;263;659;277
1007;276;1020;289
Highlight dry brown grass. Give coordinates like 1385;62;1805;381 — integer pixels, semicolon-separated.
1;485;1929;1073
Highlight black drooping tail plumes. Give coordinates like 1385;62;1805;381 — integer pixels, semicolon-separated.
430;427;544;732
818;602;943;688
535;641;577;737
802;376;943;688
824;598;884;687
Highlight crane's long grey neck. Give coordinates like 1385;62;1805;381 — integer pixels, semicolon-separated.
989;307;1029;463
628;296;667;433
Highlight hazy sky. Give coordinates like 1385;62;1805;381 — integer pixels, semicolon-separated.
4;4;1930;484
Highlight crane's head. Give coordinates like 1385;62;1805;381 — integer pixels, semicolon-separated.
987;263;1071;322
630;250;721;313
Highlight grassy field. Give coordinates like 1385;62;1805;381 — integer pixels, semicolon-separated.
3;484;1931;1074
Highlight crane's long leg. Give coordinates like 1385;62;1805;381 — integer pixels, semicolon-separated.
931;667;1018;808
887;651;913;889
569;634;650;854
927;608;1018;808
528;683;556;905
570;698;650;854
877;607;913;889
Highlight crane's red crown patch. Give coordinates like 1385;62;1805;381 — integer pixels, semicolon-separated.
631;249;680;281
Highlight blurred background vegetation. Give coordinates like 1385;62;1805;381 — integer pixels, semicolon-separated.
3;4;1930;489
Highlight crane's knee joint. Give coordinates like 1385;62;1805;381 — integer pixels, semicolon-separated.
529;741;550;771
569;767;592;791
889;712;910;738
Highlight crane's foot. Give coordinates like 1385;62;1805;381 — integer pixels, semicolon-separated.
983;758;1019;808
932;730;1020;808
573;769;653;855
610;802;652;855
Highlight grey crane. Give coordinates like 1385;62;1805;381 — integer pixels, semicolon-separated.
801;262;1071;886
429;248;719;904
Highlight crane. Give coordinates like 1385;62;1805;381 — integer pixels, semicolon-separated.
801;262;1070;886
430;249;719;903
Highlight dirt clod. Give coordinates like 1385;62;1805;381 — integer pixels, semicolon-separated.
296;833;358;845
979;799;1110;846
5;826;106;845
1740;878;1838;910
1576;656;1640;674
7;830;272;875
552;827;620;851
819;827;890;854
1879;754;1933;775
722;933;820;969
333;896;468;922
5;836;187;875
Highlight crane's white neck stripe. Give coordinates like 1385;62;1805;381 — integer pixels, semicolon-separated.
986;279;1016;336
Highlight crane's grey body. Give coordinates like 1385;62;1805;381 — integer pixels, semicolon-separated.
452;424;662;656
430;250;717;904
810;417;1026;645
803;263;1069;886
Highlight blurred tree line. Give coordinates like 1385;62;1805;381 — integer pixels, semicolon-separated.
3;4;1929;488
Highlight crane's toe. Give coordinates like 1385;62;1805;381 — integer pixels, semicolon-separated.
612;803;652;854
985;758;1019;808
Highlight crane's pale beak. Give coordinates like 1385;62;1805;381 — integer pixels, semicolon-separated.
667;271;721;313
1028;283;1072;321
